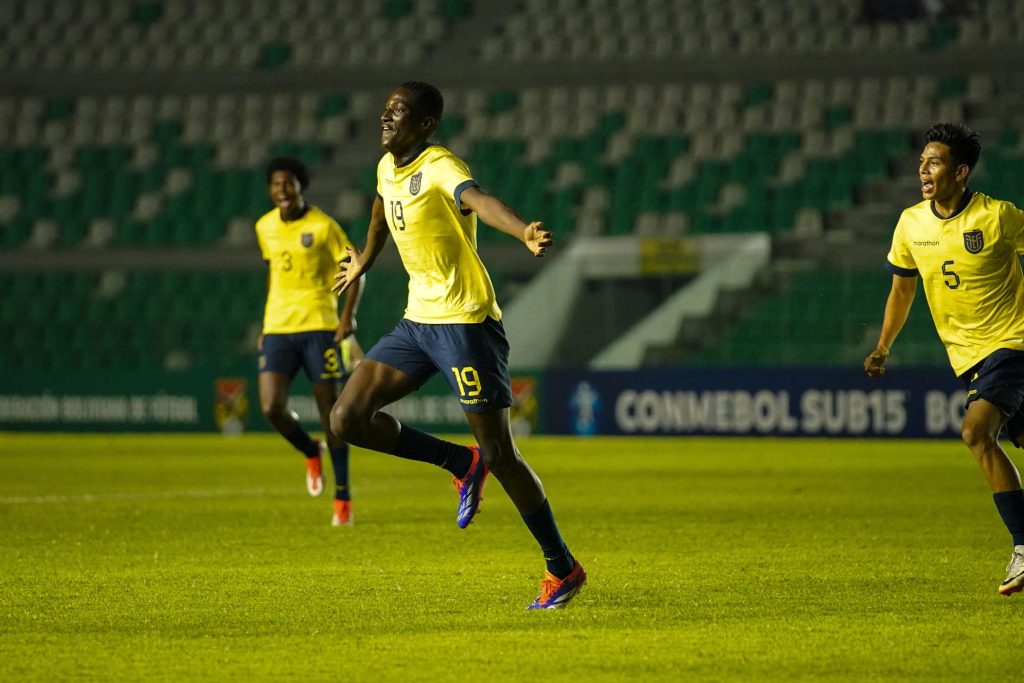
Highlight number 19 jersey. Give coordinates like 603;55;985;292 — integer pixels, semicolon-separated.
376;144;501;324
886;191;1024;374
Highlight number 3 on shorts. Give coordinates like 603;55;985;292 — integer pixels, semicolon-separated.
451;366;482;398
321;347;341;380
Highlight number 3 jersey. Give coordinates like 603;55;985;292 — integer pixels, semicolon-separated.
886;191;1024;374
376;144;501;324
255;205;353;334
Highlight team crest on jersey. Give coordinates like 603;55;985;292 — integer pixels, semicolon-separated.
963;229;984;254
409;172;422;195
301;232;313;248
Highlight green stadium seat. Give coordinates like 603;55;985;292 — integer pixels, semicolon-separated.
824;105;853;131
928;20;959;51
741;82;774;108
256;42;292;69
139;166;166;192
487;90;519;115
316;93;350;119
45;97;75;121
131;0;163;27
152;120;184;144
383;0;414;19
439;0;472;22
435;114;465;144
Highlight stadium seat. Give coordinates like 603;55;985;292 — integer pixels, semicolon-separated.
3;1;1023;374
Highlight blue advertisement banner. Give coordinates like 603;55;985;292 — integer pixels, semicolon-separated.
544;367;967;438
1;366;969;439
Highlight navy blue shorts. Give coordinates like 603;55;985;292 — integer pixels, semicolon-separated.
259;331;347;385
960;348;1024;447
365;317;513;413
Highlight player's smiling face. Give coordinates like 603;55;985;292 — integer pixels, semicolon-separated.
380;88;431;158
918;141;965;204
268;170;303;220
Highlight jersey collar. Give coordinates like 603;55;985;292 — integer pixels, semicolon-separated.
395;142;433;168
930;188;973;220
280;203;310;223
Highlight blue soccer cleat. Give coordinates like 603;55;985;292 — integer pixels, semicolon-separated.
527;559;587;610
453;445;488;528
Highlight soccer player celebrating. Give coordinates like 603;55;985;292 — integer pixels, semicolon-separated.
865;122;1024;595
256;156;363;527
329;81;585;609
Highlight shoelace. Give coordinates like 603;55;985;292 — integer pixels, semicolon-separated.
453;456;479;492
536;573;561;603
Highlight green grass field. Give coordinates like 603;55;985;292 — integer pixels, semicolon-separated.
1;433;1022;681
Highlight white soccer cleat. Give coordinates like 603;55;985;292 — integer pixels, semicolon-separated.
305;441;326;497
998;545;1024;596
331;499;352;527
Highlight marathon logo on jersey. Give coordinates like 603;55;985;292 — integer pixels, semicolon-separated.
963;229;984;254
409;172;422;196
301;232;313;248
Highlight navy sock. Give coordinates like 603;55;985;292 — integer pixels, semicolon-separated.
282;423;318;458
389;423;473;478
330;443;350;501
522;499;573;578
994;489;1024;546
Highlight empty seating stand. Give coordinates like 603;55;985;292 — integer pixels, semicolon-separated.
2;0;1023;373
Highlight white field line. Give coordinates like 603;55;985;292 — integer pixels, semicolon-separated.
0;488;297;505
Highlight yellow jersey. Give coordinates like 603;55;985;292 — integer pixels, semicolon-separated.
887;191;1024;375
255;205;353;334
376;144;501;324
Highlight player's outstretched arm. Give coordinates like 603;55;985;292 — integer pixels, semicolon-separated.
460;186;553;257
865;274;917;378
333;196;388;296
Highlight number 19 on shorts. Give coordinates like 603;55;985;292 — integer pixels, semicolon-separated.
451;366;482;398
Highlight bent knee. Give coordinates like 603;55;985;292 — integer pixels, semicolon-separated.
261;400;289;422
962;422;998;452
330;399;367;441
478;441;521;471
328;401;351;439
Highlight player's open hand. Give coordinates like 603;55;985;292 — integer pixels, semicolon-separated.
523;221;552;257
864;347;889;378
333;246;365;296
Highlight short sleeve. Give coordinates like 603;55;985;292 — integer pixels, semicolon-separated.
1000;200;1024;255
885;212;918;276
432;153;477;210
254;219;270;261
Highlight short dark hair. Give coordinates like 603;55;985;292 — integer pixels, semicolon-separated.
399;80;444;122
926;122;981;171
266;156;310;190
